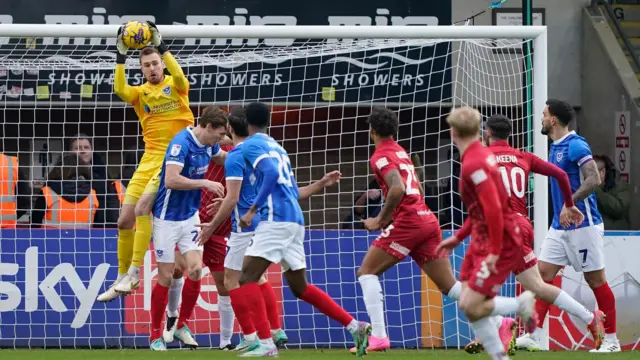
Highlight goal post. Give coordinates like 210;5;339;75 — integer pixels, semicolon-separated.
0;24;548;349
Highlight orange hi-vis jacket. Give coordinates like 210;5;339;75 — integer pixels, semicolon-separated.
41;186;99;228
112;180;126;205
0;154;18;228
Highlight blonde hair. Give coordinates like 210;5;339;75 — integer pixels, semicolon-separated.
447;107;482;138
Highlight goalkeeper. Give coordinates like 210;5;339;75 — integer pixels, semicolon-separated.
98;22;197;302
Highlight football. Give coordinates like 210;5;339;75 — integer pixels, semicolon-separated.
121;21;151;50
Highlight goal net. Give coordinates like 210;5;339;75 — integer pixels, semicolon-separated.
0;25;549;349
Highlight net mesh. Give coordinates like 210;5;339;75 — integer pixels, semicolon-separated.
0;33;541;349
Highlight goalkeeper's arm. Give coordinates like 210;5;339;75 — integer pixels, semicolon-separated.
114;26;139;104
147;21;189;93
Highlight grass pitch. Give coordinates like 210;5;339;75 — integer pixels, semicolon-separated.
0;349;636;360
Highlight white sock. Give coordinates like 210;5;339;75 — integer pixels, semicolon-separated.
358;274;387;338
116;273;126;283
259;337;275;346
127;265;140;279
490;297;520;316
492;315;504;329
167;277;184;318
470;317;504;356
346;319;359;333
447;281;462;301
245;332;258;342
532;327;544;340
553;291;594;324
218;295;235;345
604;333;618;343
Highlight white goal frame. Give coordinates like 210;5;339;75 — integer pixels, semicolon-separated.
0;24;549;348
0;23;549;244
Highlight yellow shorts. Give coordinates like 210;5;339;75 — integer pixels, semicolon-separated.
123;153;163;205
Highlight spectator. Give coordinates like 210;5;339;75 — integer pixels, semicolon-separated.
68;134;119;226
593;154;630;230
0;153;31;227
31;154;99;228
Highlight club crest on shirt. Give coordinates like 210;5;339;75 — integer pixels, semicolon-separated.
207;147;212;157
163;86;171;95
170;144;181;156
556;152;563;163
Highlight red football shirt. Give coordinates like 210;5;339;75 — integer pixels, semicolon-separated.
490;140;575;217
370;138;435;226
459;141;516;255
199;144;234;237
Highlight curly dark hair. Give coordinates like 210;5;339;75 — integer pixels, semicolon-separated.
593;154;616;191
486;114;512;140
546;99;575;127
367;107;398;137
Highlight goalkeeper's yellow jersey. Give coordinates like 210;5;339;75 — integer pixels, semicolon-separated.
114;52;194;155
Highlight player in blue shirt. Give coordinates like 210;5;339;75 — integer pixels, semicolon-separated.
213;102;371;357
148;108;229;351
518;99;619;352
196;107;345;352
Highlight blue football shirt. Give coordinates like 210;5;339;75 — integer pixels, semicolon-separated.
549;131;602;229
241;133;304;225
224;143;260;233
153;127;221;221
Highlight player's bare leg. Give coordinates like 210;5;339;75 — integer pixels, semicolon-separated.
350;246;398;353
460;285;536;360
97;203;135;302
116;192;156;294
163;251;185;343
150;260;174;351
211;270;236;350
172;250;202;349
582;269;619;352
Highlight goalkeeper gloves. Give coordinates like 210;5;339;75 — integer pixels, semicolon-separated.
146;21;168;54
115;25;128;64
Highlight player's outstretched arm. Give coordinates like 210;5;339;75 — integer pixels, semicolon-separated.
113;25;140;104
196;180;242;245
529;155;574;207
146;21;189;94
363;169;404;231
298;170;341;201
165;164;223;193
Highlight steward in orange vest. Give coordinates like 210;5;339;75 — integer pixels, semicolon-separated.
0;153;18;228
31;154;99;228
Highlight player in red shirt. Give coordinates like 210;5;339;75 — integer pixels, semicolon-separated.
437;107;537;360
460;114;604;353
355;107;463;353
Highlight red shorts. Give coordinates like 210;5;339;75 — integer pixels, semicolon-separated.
371;216;445;267
459;220;527;297
203;235;228;273
513;215;538;275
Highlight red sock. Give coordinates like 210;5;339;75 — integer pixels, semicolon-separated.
177;277;201;330
239;283;271;339
260;282;282;330
299;284;354;327
229;287;257;335
533;280;554;328
150;283;169;340
593;282;617;334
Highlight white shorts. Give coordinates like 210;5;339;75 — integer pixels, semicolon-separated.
224;231;254;271
245;221;306;272
539;224;605;272
152;213;203;264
